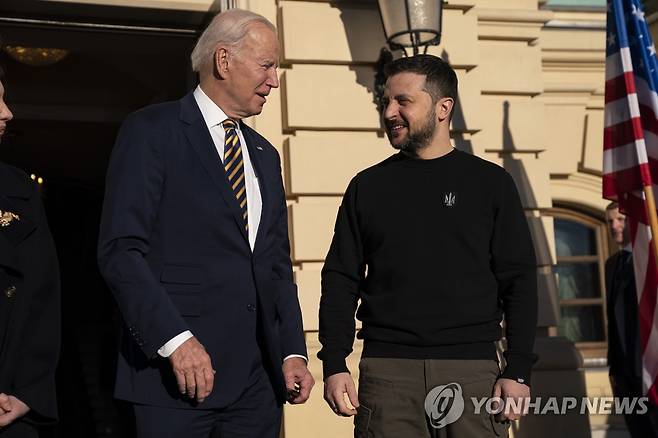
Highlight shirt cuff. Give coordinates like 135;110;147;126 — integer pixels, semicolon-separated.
157;331;194;357
283;354;308;364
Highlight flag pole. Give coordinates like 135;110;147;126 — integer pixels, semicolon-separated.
643;184;658;269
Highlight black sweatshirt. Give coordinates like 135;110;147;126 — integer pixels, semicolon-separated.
318;149;538;383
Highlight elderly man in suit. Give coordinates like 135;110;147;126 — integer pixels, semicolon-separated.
0;69;61;437
98;9;313;438
605;201;658;437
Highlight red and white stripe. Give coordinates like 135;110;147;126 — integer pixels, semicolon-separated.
625;194;658;401
604;43;658;403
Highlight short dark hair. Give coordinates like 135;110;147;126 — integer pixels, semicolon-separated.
606;201;619;211
384;54;458;104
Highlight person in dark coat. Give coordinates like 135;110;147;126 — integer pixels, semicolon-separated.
97;9;312;438
0;69;61;437
605;201;658;437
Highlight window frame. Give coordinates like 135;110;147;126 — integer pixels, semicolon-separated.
545;206;612;361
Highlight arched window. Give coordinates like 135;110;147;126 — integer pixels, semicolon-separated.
547;207;610;360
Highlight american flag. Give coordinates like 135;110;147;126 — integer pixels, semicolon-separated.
604;0;658;405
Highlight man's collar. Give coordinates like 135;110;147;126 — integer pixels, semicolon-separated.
193;85;238;129
623;243;632;253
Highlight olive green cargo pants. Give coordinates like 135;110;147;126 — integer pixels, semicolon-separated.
355;358;510;438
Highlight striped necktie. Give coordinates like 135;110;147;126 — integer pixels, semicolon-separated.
221;119;248;231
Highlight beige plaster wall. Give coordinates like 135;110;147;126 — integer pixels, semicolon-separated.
119;0;606;434
60;0;614;434
270;1;610;436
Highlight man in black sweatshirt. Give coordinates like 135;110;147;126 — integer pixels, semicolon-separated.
318;55;537;437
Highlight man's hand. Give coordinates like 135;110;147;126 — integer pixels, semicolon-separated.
282;357;314;404
492;378;530;422
169;336;214;403
0;394;11;415
324;372;359;417
0;394;30;428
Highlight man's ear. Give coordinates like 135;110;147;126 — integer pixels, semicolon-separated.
214;47;230;79
437;97;455;122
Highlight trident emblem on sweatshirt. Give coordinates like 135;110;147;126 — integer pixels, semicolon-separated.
443;192;457;207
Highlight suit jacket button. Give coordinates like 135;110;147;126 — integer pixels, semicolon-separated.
247;304;256;312
4;285;16;298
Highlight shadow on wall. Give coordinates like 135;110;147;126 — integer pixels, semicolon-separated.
334;1;391;135
500;100;591;438
328;7;476;152
329;1;593;435
441;50;472;155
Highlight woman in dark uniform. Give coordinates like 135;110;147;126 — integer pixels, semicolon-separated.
0;66;61;437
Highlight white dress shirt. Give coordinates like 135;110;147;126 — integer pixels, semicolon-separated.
158;87;305;363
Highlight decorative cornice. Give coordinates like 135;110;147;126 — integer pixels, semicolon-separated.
544;19;605;29
475;8;554;24
551;172;603;197
543;84;599;93
542;50;605;64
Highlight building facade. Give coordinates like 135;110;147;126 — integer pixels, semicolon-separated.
0;0;645;437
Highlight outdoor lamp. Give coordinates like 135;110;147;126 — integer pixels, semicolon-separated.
377;0;444;55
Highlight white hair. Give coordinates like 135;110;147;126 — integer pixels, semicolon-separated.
190;8;276;74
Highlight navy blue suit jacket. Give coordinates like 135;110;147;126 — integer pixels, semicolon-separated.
98;92;306;409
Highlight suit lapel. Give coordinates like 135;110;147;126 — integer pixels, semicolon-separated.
241;124;270;255
179;93;249;244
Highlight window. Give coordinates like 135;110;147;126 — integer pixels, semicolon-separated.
548;207;611;359
542;0;606;9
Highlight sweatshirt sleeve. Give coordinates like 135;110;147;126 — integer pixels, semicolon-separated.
318;177;365;379
491;171;538;384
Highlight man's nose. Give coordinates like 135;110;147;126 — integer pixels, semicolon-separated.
268;69;280;89
0;103;12;122
383;102;397;121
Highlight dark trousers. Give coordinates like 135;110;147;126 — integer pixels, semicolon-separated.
611;375;658;438
0;421;38;438
134;364;281;438
355;358;509;438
